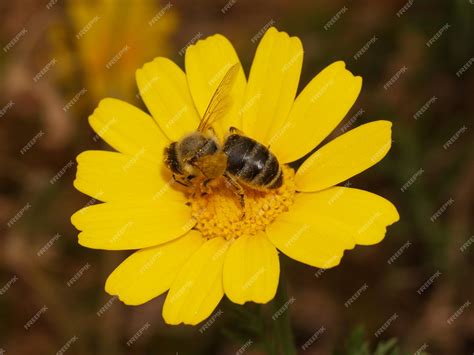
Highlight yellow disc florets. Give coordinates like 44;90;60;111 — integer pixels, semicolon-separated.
189;165;296;240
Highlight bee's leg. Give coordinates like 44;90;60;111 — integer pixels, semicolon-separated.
206;126;217;136
172;174;191;187
187;163;212;196
223;173;246;216
229;126;244;135
200;178;213;196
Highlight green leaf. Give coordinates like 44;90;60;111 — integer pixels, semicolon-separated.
334;326;406;355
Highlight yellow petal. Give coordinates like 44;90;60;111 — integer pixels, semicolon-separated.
162;237;229;325
242;27;303;145
266;187;399;268
88;98;167;163
71;200;193;250
223;232;279;305
296;121;393;192
271;62;363;163
73;150;183;203
185;34;246;138
105;230;204;305
136;57;200;141
301;187;400;245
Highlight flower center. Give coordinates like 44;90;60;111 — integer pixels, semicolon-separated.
188;165;296;240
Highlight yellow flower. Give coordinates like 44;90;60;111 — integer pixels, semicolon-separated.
71;27;399;325
50;0;177;102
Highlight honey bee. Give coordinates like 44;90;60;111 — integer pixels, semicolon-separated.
164;63;283;207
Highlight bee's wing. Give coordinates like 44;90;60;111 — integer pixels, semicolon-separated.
198;63;240;132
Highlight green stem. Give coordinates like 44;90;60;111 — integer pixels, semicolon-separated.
261;305;277;355
267;269;297;355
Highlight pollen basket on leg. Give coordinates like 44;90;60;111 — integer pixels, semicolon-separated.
189;166;296;240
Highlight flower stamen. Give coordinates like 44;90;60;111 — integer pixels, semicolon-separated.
189;165;296;240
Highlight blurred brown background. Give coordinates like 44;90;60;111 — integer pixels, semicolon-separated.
0;0;473;354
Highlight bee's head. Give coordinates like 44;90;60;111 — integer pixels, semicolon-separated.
164;133;220;177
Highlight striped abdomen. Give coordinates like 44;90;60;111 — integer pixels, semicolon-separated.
223;134;282;189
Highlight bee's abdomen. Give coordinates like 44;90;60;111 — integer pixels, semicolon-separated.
224;134;282;189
